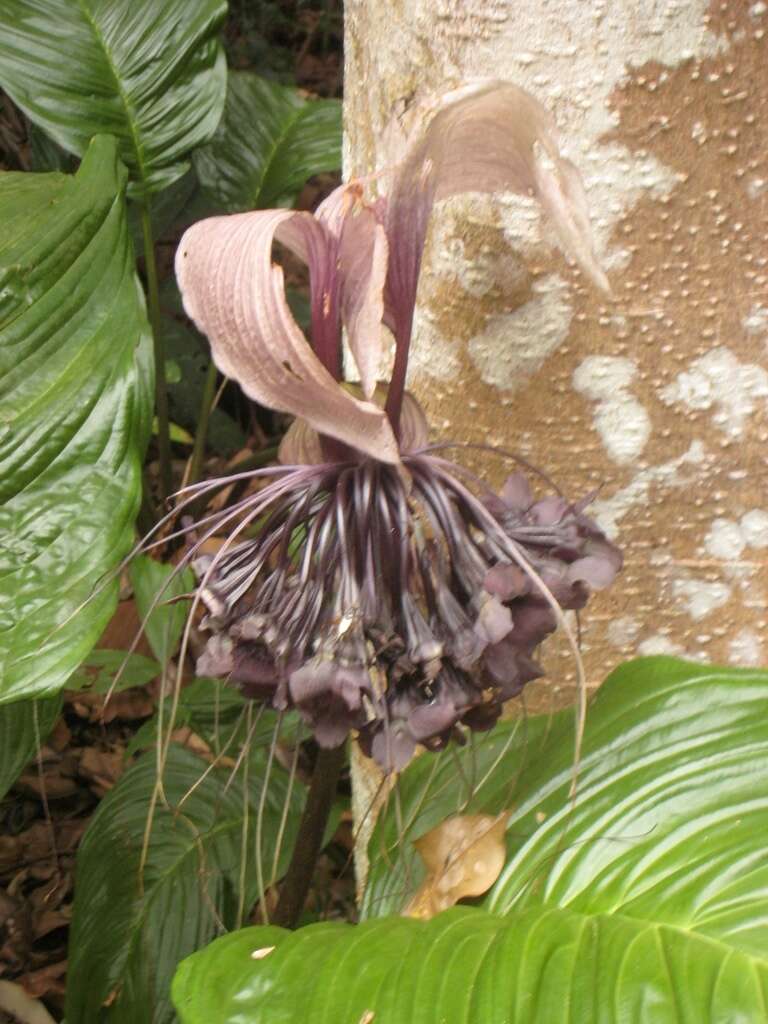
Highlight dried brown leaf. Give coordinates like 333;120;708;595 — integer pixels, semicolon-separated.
78;748;125;796
404;811;510;919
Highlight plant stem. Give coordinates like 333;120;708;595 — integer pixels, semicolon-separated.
140;200;172;500
187;360;218;486
137;480;157;535
272;743;346;928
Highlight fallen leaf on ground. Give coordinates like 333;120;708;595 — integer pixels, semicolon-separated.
45;719;71;754
78;747;125;796
67;686;155;723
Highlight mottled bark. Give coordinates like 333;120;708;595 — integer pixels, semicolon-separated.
345;0;768;888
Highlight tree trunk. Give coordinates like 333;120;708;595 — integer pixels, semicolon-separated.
345;0;768;889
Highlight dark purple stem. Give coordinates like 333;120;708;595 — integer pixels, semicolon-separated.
272;742;346;928
383;320;414;437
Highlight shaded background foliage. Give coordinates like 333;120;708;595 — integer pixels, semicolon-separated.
0;3;346;1020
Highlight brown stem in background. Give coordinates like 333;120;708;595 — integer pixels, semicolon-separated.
140;200;172;501
272;742;346;928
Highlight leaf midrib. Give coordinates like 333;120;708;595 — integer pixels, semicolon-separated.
74;0;148;187
248;97;307;208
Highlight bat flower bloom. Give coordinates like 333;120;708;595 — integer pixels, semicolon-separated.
174;80;621;770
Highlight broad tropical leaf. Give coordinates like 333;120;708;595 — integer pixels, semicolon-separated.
0;135;153;703
65;649;161;695
0;695;62;801
128;555;194;665
0;0;227;195
125;678;301;759
172;906;768;1024
366;659;768;956
483;660;768;955
193;71;342;212
66;738;305;1024
173;659;768;1022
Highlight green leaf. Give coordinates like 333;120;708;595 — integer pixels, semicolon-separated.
482;659;768;959
172;907;768;1024
0;695;62;801
66;649;161;694
172;658;768;1023
193;72;342;212
0;135;153;704
66;738;305;1024
0;0;227;195
366;658;768;959
125;678;300;758
129;555;194;664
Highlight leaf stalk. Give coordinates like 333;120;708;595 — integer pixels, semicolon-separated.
140;200;172;500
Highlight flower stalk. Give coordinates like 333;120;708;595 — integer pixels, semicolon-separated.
272;742;346;928
164;77;621;777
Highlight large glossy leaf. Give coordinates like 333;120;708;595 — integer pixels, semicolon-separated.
172;906;768;1023
0;695;62;802
66;737;305;1024
0;0;227;195
173;659;768;1022
482;660;768;954
366;659;768;955
0;135;153;704
193;71;342;212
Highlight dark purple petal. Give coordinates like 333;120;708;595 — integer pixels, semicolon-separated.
566;554;619;590
474;594;514;645
461;701;502;731
483;639;543;698
408;699;460;742
484;563;530;601
289;659;369;748
510;603;557;647
499;473;532;511
370;722;416;773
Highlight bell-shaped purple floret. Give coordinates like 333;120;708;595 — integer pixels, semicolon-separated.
483;639;544;699
473;592;514;646
483;563;530;601
289;658;370;748
433;582;487;669
196;634;284;701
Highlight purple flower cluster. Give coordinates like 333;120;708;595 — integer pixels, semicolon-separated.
172;81;620;771
193;454;621;771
